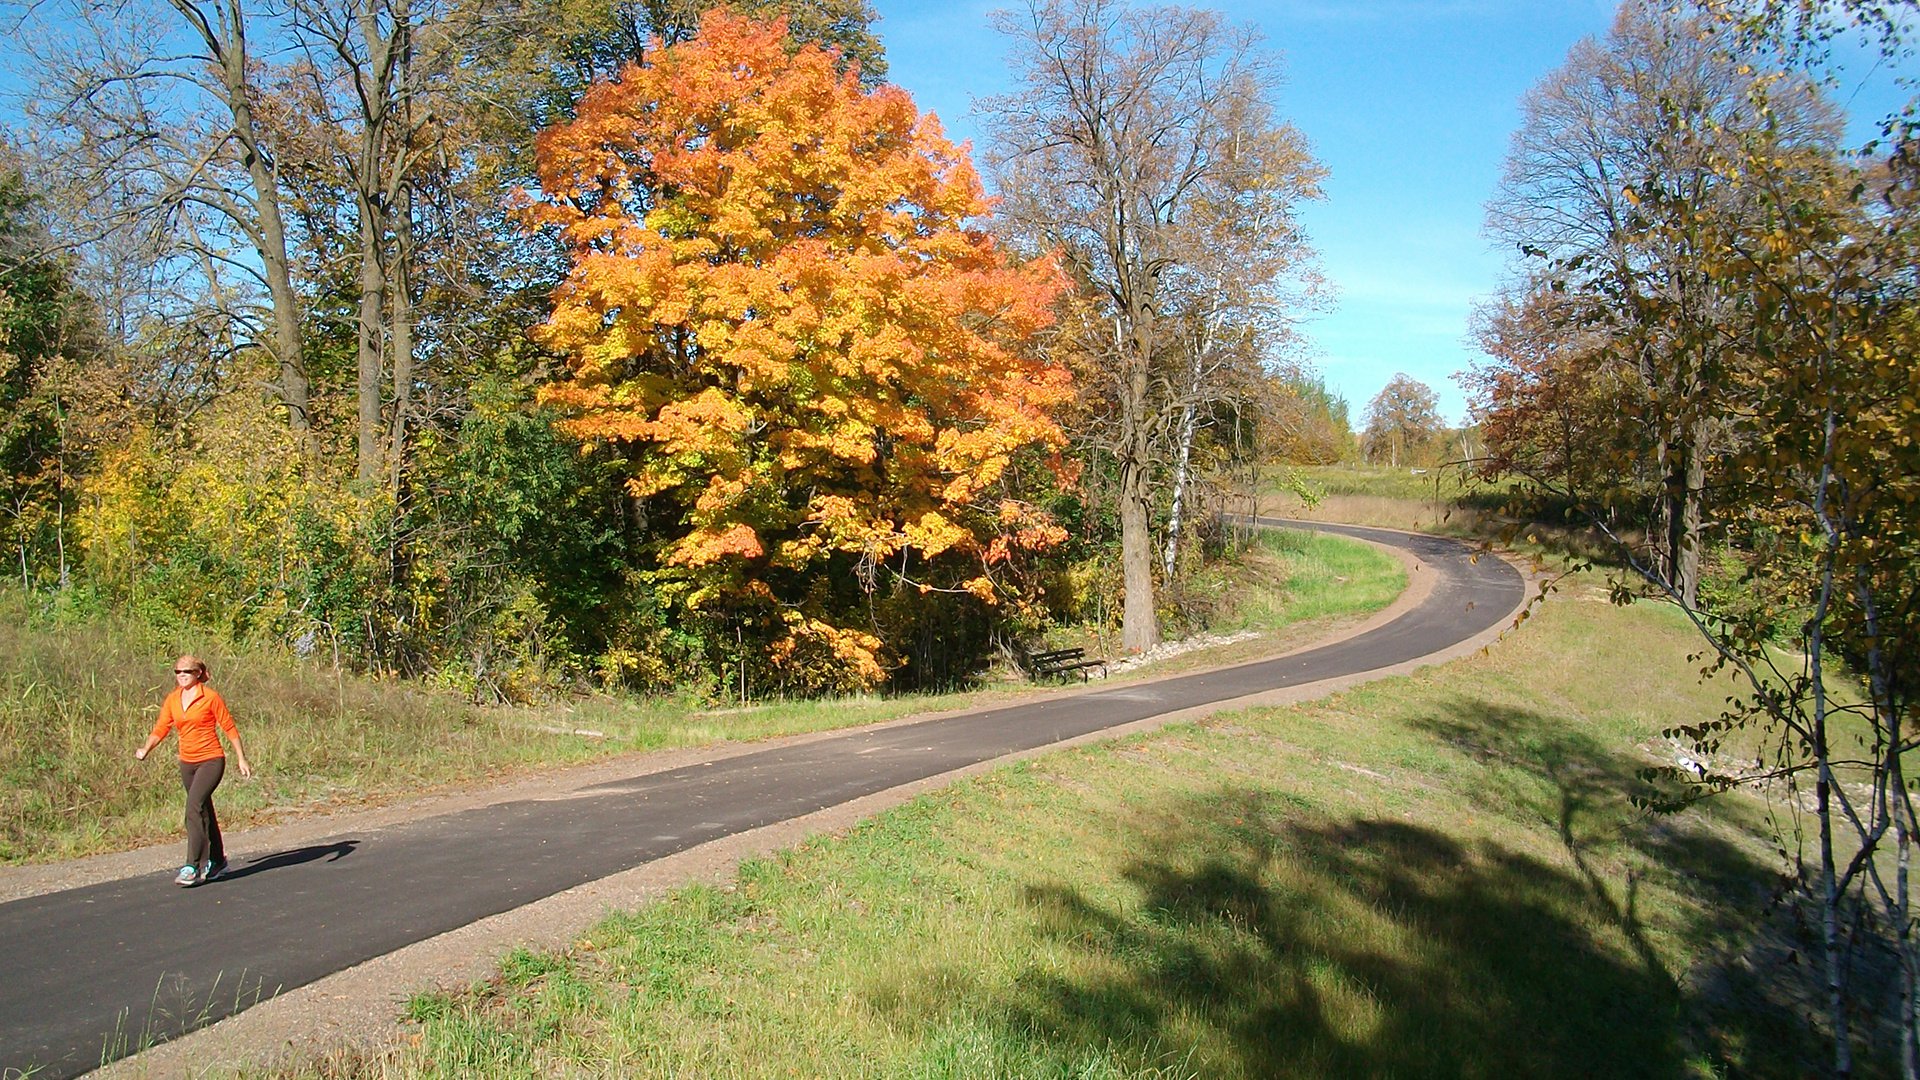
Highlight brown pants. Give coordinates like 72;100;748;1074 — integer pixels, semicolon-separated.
178;757;226;868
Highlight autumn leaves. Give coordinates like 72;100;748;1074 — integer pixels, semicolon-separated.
527;13;1072;690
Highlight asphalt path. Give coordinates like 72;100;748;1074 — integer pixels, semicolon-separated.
0;520;1523;1078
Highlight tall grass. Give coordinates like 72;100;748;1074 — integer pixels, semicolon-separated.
277;591;1832;1078
0;589;562;862
1290;462;1514;503
1260;464;1502;540
2;529;1401;864
0;590;1013;864
1267;464;1627;570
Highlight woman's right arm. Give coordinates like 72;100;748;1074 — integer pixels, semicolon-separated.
136;700;171;761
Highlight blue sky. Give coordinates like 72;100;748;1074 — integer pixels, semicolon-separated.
875;0;1904;425
4;0;1900;427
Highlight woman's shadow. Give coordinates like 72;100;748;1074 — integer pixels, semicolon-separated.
216;840;358;882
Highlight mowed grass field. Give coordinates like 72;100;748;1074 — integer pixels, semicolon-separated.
0;528;1400;864
275;587;1828;1079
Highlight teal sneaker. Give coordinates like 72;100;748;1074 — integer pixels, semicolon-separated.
174;864;199;887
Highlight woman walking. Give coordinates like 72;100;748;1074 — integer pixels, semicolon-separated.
134;655;253;886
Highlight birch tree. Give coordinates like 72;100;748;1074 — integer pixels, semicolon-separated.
1482;3;1920;1072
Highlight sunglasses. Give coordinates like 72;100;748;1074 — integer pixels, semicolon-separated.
174;669;199;675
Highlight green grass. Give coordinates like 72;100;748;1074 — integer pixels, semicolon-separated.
1263;464;1511;534
1266;465;1627;576
1159;526;1405;641
1219;526;1406;628
274;589;1840;1079
0;530;1399;864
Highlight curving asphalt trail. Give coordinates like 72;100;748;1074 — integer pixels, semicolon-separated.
0;521;1523;1078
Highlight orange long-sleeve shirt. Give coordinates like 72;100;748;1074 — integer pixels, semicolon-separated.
149;686;239;764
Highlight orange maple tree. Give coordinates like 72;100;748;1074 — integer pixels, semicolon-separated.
525;11;1072;692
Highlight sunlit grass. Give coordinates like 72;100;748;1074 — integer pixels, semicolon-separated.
1265;463;1509;536
1288;462;1514;504
1215;526;1406;628
1264;465;1626;576
0;595;1026;864
273;595;1835;1078
0;592;593;862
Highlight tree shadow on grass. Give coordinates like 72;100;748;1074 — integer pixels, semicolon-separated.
866;695;1833;1077
1008;812;1691;1079
1408;698;1845;1076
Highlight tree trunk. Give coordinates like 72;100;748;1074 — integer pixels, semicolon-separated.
1117;308;1159;653
172;0;311;440
1162;396;1197;579
341;0;405;486
1163;320;1212;579
387;185;414;498
1853;563;1919;1079
1809;438;1853;1079
53;419;67;590
1119;453;1157;653
385;0;415;502
384;183;415;668
237;104;311;439
354;198;387;485
1652;428;1679;594
1678;414;1707;608
1658;424;1705;609
259;200;311;439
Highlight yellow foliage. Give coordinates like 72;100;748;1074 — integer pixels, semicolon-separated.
74;392;383;645
766;615;886;694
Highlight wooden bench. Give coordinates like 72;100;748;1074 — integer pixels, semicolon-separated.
1028;646;1107;682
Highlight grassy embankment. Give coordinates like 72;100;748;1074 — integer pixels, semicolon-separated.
0;527;1399;864
279;585;1823;1079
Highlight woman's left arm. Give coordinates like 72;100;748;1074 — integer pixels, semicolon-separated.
212;693;253;778
226;727;253;778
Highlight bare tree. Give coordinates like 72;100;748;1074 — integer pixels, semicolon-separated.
279;0;430;486
981;0;1321;651
1156;117;1322;577
11;0;314;438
